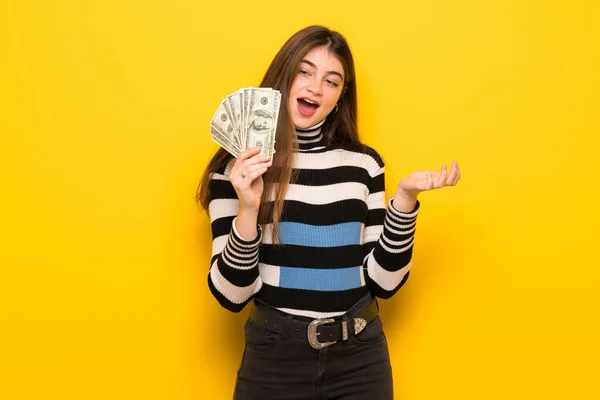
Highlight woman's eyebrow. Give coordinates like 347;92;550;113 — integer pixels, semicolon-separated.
300;59;344;81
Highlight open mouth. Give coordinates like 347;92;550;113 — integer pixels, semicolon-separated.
297;98;320;116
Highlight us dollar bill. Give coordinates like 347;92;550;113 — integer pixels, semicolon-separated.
211;127;240;157
226;91;242;139
244;88;281;158
210;100;242;151
209;87;280;158
242;87;251;145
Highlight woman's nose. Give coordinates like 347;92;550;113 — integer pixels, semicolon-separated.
307;83;322;96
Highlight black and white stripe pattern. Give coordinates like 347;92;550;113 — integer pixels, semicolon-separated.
207;122;420;317
207;218;263;312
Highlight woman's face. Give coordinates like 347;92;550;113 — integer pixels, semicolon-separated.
288;46;345;129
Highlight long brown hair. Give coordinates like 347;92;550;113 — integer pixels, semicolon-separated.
196;25;360;243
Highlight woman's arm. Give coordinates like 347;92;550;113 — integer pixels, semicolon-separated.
363;161;461;299
362;165;420;299
206;148;272;312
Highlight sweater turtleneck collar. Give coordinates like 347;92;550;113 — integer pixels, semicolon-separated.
295;119;325;151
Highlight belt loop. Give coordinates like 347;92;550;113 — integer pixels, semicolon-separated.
341;320;349;341
340;312;350;341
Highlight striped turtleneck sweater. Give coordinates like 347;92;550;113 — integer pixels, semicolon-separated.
207;120;420;318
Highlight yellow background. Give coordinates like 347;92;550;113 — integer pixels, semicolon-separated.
1;0;599;398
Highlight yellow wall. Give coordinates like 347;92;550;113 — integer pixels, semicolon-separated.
1;0;598;398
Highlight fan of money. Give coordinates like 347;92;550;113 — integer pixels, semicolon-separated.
210;87;281;159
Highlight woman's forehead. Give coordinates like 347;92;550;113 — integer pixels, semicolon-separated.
302;47;344;74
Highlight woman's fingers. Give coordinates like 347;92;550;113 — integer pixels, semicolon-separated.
446;161;459;186
243;161;272;176
232;157;272;188
435;161;461;188
244;165;269;181
436;164;447;188
454;162;461;185
239;159;272;178
409;161;460;193
233;149;267;172
241;155;272;171
237;147;263;162
231;148;271;183
234;162;270;186
449;161;460;186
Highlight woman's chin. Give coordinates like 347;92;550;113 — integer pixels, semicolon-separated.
292;118;313;130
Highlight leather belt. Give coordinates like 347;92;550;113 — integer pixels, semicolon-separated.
248;297;379;350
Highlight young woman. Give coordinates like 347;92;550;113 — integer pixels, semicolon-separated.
197;25;460;400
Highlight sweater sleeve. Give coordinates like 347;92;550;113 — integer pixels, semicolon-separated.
363;165;420;299
206;165;263;312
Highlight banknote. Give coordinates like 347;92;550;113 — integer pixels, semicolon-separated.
226;92;242;140
245;88;280;157
210;127;240;157
210;100;243;151
209;87;281;159
242;88;250;145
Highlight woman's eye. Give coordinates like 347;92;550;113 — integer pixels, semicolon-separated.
326;80;339;88
299;70;309;76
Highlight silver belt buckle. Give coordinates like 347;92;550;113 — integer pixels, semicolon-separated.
308;318;336;350
307;317;368;350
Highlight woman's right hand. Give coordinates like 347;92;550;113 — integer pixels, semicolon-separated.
229;147;273;213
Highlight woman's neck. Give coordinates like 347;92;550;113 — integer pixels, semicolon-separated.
295;119;326;151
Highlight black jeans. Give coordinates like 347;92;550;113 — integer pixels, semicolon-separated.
234;294;393;399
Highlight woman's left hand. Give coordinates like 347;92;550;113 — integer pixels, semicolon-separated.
393;161;461;211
